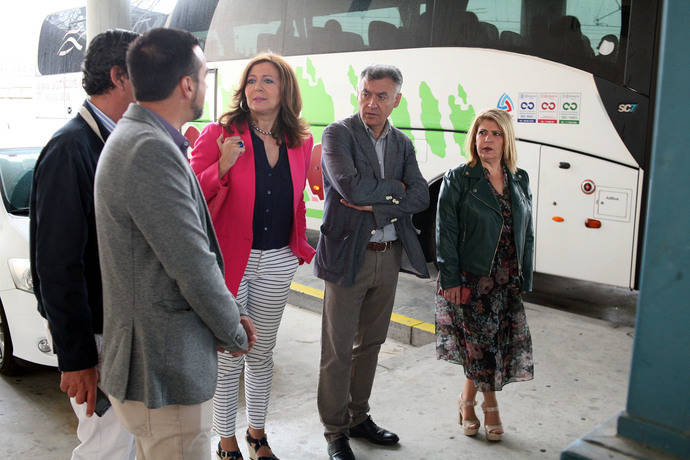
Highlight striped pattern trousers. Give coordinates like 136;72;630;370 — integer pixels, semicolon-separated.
213;246;299;437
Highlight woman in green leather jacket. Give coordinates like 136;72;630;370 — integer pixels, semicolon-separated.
435;108;534;442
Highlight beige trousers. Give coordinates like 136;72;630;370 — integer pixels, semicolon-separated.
317;241;402;441
108;396;213;460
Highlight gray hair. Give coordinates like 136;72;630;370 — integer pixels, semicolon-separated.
360;64;403;93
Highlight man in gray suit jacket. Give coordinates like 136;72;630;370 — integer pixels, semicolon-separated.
314;64;429;460
94;28;255;459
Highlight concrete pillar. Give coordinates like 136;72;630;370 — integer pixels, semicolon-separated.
562;0;690;458
616;0;690;455
86;0;129;46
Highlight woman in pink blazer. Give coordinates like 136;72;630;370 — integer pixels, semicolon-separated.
190;53;315;460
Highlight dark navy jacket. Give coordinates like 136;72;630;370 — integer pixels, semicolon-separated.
29;101;108;372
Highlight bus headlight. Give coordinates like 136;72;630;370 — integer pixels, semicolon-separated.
8;258;33;293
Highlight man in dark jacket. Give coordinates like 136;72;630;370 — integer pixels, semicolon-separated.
30;29;139;459
314;64;429;460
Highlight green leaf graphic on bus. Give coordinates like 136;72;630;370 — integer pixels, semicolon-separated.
219;73;236;114
296;58;335;127
347;65;358;114
449;84;475;158
390;96;415;145
420;82;445;158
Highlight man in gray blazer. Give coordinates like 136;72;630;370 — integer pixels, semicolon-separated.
94;28;255;459
314;64;430;460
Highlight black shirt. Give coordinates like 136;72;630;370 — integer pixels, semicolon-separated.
251;130;293;249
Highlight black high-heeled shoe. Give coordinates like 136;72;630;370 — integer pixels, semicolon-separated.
245;429;279;460
216;441;243;459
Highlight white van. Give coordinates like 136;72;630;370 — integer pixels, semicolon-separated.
0;147;57;374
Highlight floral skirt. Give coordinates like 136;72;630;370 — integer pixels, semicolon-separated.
435;279;534;392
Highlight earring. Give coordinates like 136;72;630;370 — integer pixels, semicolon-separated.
240;99;249;111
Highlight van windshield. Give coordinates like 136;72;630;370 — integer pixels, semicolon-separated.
0;148;41;215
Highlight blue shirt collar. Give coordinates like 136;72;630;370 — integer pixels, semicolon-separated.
85;99;116;134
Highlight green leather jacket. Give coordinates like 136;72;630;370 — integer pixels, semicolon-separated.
436;161;534;292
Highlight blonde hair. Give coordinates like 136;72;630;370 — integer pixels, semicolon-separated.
218;53;310;148
465;108;518;173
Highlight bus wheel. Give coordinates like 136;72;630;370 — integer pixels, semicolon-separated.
0;302;22;376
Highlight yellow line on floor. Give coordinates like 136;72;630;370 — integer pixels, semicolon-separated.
290;282;435;334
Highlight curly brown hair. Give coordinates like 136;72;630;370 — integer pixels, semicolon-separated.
219;53;310;148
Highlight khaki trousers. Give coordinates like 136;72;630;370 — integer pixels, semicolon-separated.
317;241;402;441
108;396;213;460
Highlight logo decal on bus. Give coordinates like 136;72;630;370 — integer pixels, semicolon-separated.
517;92;538;123
617;103;638;113
497;93;514;113
57;29;86;57
558;93;581;124
518;92;581;124
538;93;559;123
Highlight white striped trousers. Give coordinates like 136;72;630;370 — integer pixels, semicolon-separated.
213;246;299;437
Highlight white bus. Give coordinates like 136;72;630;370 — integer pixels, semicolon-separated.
0;0;658;371
173;0;657;291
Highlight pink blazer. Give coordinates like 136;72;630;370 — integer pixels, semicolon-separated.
190;121;315;296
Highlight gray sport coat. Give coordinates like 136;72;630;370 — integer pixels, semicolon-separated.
314;113;430;286
94;104;248;409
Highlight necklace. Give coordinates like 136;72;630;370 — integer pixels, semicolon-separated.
250;122;272;136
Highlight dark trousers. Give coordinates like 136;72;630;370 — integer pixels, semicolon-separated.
317;241;402;441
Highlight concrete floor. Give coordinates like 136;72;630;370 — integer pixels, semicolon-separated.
0;301;633;459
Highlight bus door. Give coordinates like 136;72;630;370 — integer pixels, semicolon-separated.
535;146;640;288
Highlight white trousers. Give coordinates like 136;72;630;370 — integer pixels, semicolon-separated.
213;246;299;437
70;335;136;460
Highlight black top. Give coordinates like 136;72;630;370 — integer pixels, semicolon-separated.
251;129;293;250
29;101;106;372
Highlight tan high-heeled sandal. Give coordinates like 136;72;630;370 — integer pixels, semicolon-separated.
458;394;480;436
481;403;504;441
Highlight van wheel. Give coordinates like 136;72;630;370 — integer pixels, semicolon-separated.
0;302;22;375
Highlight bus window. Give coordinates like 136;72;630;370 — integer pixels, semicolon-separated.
167;0;217;47
295;0;432;53
204;0;285;60
429;0;628;84
204;1;434;59
307;2;401;51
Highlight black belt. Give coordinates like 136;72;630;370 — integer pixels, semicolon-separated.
366;240;397;252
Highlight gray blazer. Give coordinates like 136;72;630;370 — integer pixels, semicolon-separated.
94;104;248;409
314;114;430;286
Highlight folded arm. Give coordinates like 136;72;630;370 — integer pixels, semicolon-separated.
321;123;405;206
370;139;429;227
